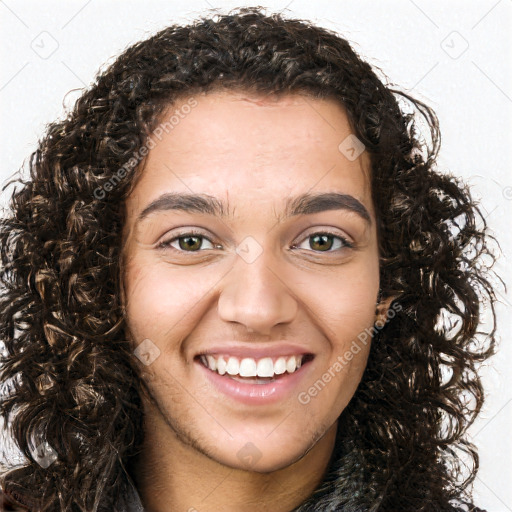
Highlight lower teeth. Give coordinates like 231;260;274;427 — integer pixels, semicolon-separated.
228;375;276;384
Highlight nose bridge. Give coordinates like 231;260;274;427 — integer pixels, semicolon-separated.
217;239;298;334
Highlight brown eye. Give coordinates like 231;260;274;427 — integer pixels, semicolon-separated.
310;234;335;252
295;232;353;253
158;232;217;252
178;235;203;251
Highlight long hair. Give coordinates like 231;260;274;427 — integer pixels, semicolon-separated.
0;7;498;511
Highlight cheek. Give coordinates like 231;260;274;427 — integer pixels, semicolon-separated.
293;258;378;393
299;258;379;335
123;260;212;340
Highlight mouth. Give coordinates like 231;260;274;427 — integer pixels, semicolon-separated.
194;352;315;404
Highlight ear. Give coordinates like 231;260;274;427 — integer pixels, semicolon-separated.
119;274;127;313
117;243;132;343
375;294;398;328
118;236;130;316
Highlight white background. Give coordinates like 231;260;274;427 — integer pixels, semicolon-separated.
1;0;511;510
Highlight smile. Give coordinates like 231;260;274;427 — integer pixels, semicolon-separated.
194;352;315;404
198;354;313;379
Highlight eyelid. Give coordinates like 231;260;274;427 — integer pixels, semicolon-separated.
157;228;220;251
293;229;354;252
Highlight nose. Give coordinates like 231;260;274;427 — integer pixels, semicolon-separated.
217;251;298;335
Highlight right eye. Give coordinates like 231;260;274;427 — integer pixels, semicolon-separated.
157;229;220;253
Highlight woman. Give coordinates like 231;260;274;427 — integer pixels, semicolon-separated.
0;7;497;511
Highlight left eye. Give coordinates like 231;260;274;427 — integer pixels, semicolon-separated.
294;232;353;252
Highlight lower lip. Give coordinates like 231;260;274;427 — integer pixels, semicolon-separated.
196;359;313;405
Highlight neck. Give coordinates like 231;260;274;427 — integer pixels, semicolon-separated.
132;409;338;512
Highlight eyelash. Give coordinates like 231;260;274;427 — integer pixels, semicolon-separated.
157;229;354;253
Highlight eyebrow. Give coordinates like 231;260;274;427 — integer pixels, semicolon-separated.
137;192;371;225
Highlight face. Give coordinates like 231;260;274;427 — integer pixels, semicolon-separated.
122;90;380;473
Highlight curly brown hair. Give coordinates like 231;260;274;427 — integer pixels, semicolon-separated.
0;6;498;512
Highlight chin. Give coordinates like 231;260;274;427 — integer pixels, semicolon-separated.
205;422;330;474
215;444;312;474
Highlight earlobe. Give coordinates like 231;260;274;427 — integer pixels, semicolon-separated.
374;294;397;328
119;277;127;320
118;247;129;316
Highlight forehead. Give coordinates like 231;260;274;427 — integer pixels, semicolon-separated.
126;90;373;218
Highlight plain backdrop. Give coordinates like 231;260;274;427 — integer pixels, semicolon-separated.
1;0;511;510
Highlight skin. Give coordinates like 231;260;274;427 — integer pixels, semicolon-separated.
121;90;390;512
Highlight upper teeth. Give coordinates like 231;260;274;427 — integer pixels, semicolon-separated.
199;355;303;378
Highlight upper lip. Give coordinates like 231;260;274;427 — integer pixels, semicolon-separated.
194;342;315;360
